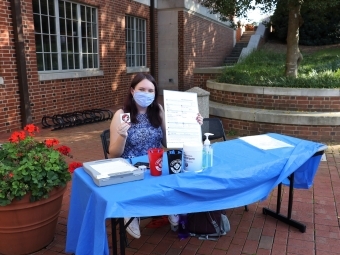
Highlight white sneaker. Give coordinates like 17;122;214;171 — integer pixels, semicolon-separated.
168;214;179;226
124;217;141;239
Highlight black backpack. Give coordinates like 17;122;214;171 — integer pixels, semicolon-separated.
186;210;230;240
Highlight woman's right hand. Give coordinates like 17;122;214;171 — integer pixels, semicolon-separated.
109;109;130;158
117;122;130;138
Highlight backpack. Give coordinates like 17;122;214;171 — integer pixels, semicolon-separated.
186;210;230;240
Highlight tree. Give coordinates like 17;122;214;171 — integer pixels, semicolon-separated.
197;0;340;78
272;0;340;46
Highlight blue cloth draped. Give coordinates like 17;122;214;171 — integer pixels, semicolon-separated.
66;133;325;255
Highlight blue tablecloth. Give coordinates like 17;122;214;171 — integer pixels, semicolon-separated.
65;133;325;255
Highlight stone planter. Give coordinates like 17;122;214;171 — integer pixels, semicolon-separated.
204;80;340;142
0;186;67;255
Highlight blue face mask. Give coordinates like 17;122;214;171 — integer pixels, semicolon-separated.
133;91;155;108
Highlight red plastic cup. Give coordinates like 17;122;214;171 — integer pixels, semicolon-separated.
147;148;164;176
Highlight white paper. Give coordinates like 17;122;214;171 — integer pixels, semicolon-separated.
163;90;202;148
240;134;294;150
91;160;136;176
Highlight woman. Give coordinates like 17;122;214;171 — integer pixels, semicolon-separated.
109;73;203;238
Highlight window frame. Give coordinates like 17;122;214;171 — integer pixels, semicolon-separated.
125;15;149;73
33;0;101;79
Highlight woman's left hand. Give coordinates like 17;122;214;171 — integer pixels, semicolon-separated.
196;113;203;126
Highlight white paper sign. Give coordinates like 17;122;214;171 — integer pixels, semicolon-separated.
163;90;202;148
240;134;294;150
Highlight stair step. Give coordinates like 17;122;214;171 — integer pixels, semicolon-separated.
231;48;243;52
228;52;241;58
224;58;239;63
235;42;248;46
225;56;239;60
222;32;253;66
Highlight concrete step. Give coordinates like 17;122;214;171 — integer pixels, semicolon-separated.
225;56;239;61
229;53;242;57
224;59;238;65
222;33;252;66
243;31;255;35
233;46;245;50
236;42;248;47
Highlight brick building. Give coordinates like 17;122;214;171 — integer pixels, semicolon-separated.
0;0;234;134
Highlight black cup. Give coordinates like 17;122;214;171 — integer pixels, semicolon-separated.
167;150;182;174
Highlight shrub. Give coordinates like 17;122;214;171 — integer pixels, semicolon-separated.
217;48;340;88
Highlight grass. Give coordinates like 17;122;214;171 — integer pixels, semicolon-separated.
217;47;340;88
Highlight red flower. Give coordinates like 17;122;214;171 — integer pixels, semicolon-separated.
56;145;71;156
24;124;39;136
9;131;26;143
8;173;14;178
68;162;83;173
44;138;59;148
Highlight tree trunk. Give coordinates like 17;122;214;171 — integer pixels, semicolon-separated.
285;1;303;78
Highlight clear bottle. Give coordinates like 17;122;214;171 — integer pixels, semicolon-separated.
177;214;189;240
202;133;213;169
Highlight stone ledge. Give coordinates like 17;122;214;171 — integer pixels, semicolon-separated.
210;101;340;126
39;70;104;81
193;67;225;74
207;80;340;97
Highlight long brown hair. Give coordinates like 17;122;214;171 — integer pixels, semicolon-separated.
123;73;162;127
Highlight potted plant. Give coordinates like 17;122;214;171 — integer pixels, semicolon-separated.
0;124;82;255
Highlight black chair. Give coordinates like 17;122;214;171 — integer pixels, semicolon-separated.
100;129;159;245
100;129;134;246
201;118;248;211
201;118;227;142
100;129;110;159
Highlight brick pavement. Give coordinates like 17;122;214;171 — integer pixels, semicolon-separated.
1;114;340;255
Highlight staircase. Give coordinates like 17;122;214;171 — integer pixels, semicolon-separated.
224;31;255;66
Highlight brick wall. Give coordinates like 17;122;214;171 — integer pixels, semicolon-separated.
0;0;157;134
178;11;233;92
216;115;340;142
193;73;220;90
0;0;20;133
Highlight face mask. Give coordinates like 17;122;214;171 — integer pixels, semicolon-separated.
133;91;155;108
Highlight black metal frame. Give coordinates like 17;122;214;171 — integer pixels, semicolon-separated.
262;150;324;233
100;129;110;159
111;218;132;255
41;109;112;130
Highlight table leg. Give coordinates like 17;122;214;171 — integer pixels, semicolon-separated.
276;183;282;214
263;172;306;233
119;218;126;255
111;218;118;255
110;218;133;255
263;150;324;233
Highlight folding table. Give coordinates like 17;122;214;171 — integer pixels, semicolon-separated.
66;133;326;255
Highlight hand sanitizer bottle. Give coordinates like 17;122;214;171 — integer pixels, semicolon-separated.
202;133;213;169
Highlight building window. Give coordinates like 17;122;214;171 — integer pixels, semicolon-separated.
125;16;146;68
33;0;98;72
